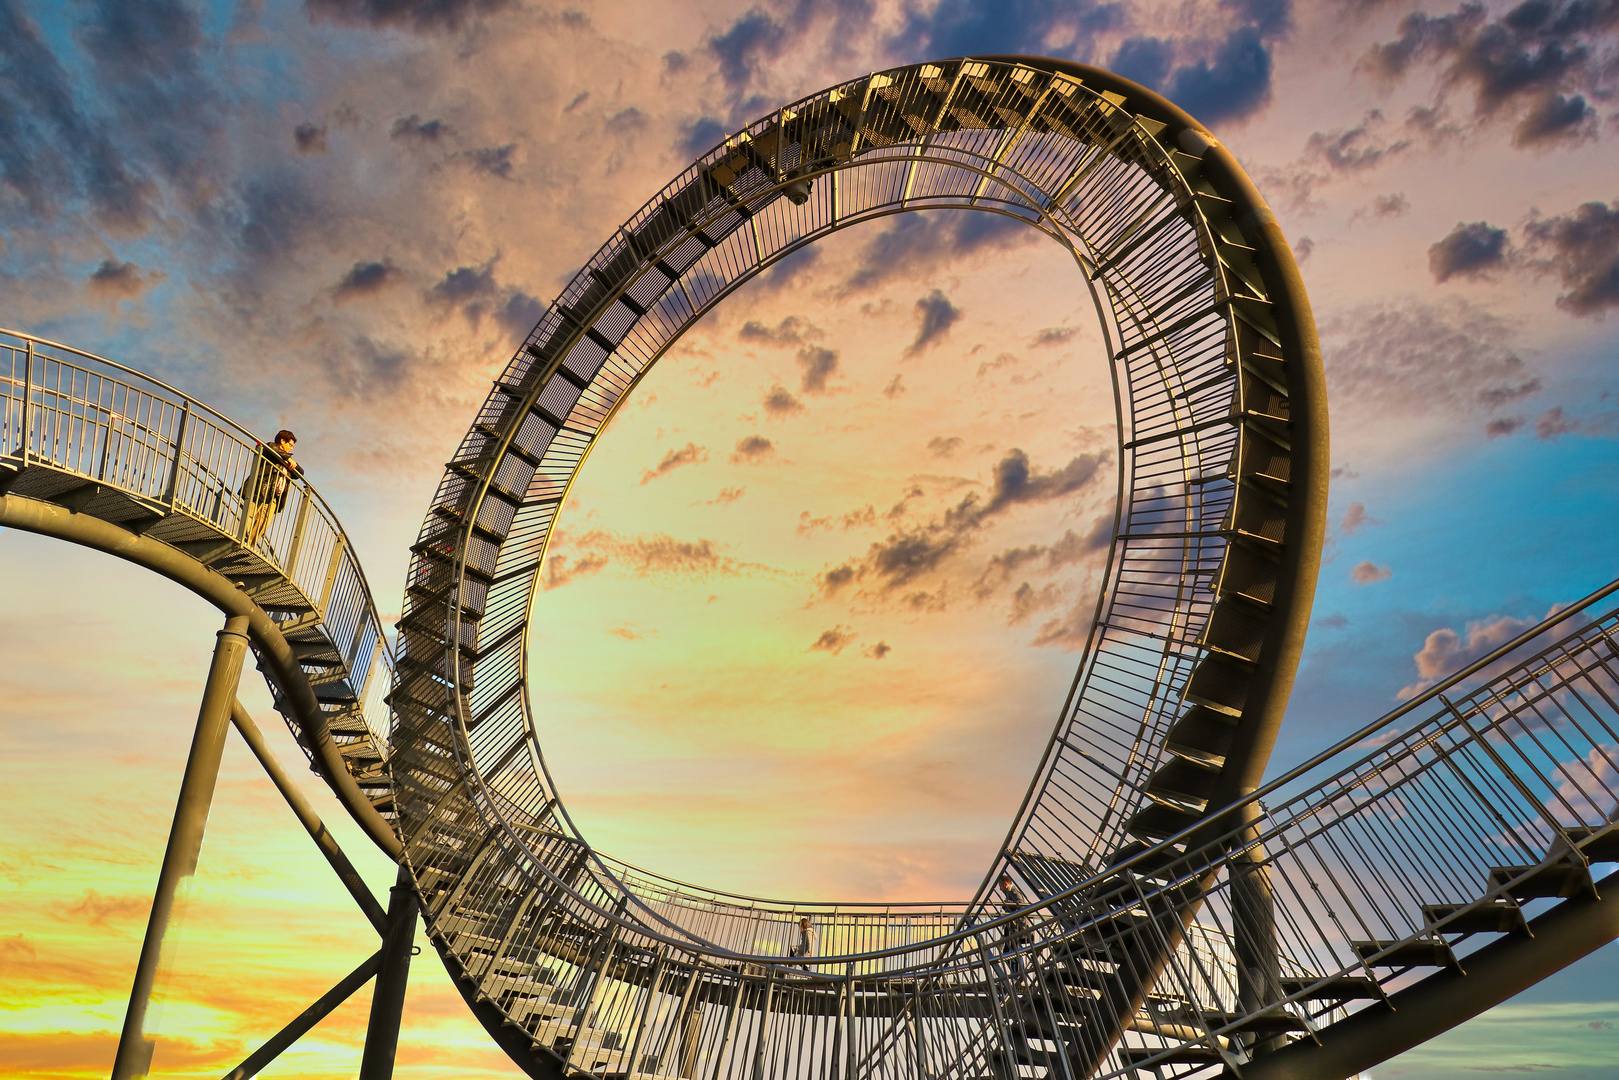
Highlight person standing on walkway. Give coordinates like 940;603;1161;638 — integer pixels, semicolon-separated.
242;429;302;549
788;916;817;971
996;872;1032;976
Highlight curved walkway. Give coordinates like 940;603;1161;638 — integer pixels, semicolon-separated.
0;325;399;855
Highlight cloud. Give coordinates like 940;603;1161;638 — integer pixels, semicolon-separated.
305;0;514;34
906;290;961;356
1165;26;1274;126
1321;298;1541;424
1361;0;1618;148
1521;200;1619;316
540;551;609;590
640;442;708;484
1350;559;1392;584
542;529;763;589
1305;110;1411;172
1430;221;1509;282
708;8;786;88
974;518;1112;598
0;2;156;234
1340;502;1381;535
680;116;727;159
762;385;804;415
606;107;646;134
704;486;745;505
461;143;516;179
808;625;856;655
293;122;327;154
1398;605;1569;698
1366;192;1410;219
332;260;396;302
739;316;810;346
818;450;1108;597
1486;416;1525;437
927;436;963;458
797;345;839;393
731;434;774;462
882;375;906;398
421;259;540;339
1008;581;1064;624
429;261;496;306
1030;326;1079;347
61;890;148;927
845;213;1032;293
86;258;162;300
1531;405;1614;439
863;641;891;659
391;114;451;141
1514;91;1596;146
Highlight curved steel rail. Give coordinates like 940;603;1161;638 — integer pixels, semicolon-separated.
391;56;1328;1077
0;326;402;856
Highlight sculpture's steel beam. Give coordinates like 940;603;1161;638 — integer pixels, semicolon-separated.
111;614;250;1080
230;699;389;933
221;950;385;1080
360;864;420;1080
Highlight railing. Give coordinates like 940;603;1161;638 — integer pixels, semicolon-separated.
0;326;395;754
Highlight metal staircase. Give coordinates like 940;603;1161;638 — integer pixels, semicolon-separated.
0;325;397;833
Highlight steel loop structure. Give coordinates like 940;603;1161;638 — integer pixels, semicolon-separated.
391;56;1331;1079
9;52;1619;1080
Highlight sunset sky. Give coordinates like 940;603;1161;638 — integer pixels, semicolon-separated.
3;0;1619;1076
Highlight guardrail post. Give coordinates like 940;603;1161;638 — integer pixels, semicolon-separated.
19;337;32;465
318;533;347;617
162;400;191;509
111;614;251;1080
284;492;312;579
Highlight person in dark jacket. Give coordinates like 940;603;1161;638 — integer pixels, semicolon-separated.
996;872;1032;975
241;429;302;548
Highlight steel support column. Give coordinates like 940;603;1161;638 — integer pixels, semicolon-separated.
359;863;419;1080
111;614;252;1080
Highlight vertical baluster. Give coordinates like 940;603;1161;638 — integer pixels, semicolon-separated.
19;337;32;465
163;399;192;510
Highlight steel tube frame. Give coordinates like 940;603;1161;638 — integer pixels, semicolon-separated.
359;863;419;1080
111;614;251;1080
221;950;385;1080
229;699;388;933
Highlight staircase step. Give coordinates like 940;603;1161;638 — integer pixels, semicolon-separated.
1488;863;1595;901
1277;975;1380;1002
1119;1045;1224;1068
1566;825;1619;863
1422;900;1529;937
1352;938;1458;970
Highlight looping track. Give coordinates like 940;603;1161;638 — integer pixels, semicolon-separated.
392;56;1331;1078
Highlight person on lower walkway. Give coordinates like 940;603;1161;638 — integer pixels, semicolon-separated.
996;871;1032;977
241;429;302;550
788;916;817;971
